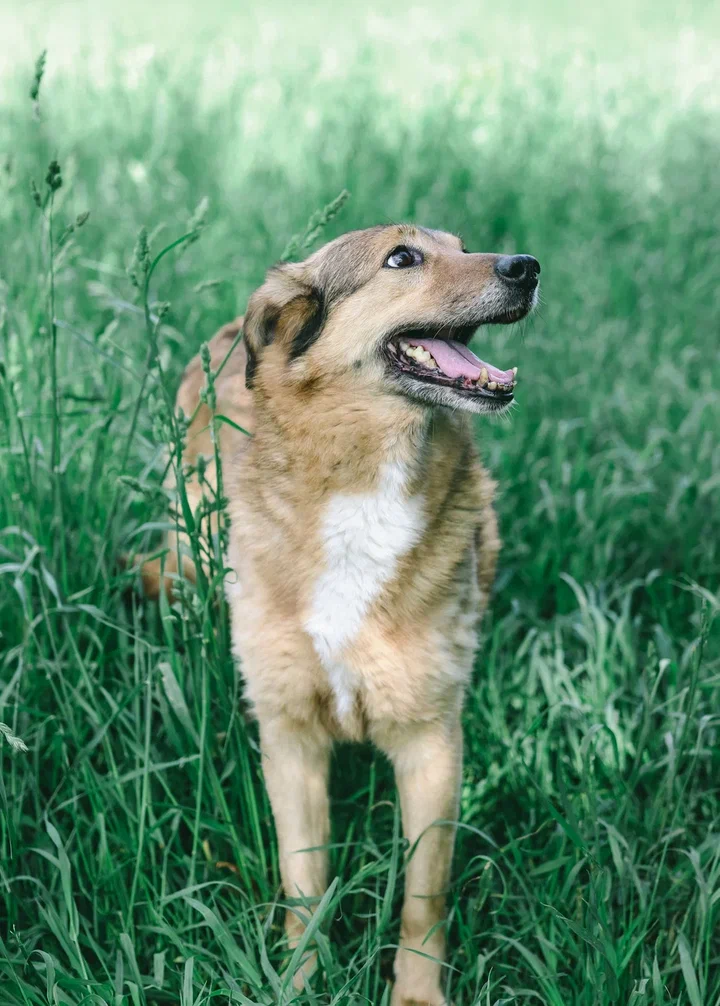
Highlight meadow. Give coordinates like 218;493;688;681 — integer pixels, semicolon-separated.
0;4;719;1004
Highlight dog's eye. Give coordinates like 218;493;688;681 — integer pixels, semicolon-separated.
385;245;423;269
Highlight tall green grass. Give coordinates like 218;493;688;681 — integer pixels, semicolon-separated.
0;12;719;1005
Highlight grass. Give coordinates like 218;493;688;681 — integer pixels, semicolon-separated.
1;6;719;1004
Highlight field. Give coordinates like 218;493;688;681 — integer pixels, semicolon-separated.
1;3;719;1004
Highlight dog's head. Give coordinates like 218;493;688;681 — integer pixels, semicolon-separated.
243;224;539;415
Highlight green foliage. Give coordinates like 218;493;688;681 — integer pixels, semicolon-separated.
280;189;351;262
0;18;719;1006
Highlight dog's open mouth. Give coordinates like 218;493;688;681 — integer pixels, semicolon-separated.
387;328;517;399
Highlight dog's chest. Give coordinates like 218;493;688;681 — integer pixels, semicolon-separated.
304;462;425;720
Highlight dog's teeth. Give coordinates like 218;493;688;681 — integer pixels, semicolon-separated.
402;344;438;369
512;366;518;377
488;381;497;391
479;367;488;386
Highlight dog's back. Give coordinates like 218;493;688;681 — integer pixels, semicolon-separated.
137;318;251;598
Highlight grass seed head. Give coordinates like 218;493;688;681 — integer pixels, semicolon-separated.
128;225;151;289
29;49;47;103
45;159;62;193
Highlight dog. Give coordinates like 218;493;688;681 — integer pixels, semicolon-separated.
137;224;539;1005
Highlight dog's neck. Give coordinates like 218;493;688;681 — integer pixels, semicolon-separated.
251;378;454;497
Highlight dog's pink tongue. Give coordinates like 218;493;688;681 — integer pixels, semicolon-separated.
408;338;514;383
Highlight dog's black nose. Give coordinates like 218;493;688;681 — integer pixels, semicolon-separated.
495;254;541;288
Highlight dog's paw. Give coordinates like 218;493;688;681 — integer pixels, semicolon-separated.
287;949;318;992
390;984;450;1006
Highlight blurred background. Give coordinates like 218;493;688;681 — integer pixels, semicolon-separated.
0;2;718;1004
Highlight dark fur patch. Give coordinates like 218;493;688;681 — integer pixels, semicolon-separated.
288;289;325;361
244;307;280;389
245;342;258;388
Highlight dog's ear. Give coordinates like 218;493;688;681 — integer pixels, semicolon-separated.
242;265;325;389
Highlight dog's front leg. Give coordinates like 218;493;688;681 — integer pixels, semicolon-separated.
379;717;462;1006
259;715;332;989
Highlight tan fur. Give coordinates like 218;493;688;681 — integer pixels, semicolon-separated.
135;225;537;1005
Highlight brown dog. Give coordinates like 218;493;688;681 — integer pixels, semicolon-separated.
138;225;539;1004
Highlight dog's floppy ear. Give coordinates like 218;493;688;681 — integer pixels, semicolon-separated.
242;265;325;389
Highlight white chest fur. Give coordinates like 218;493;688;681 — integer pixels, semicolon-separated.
304;461;425;720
